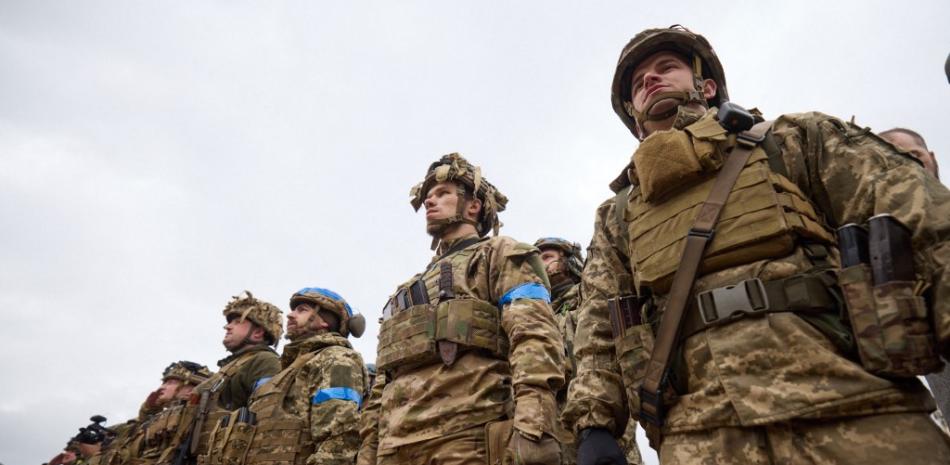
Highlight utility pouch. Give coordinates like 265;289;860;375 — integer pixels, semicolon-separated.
219;421;255;465
607;295;657;413
838;264;941;377
201;414;231;465
484;419;514;465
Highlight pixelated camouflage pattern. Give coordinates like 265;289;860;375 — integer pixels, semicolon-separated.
551;283;580;465
659;412;950;465
619;421;644;465
358;235;564;464
161;361;212;386
241;332;366;465
564;109;948;439
208;344;281;411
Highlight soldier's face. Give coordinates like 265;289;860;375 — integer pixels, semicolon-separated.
222;315;253;351
157;378;182;404
286;303;328;339
540;248;566;275
880;131;939;179
630;51;716;136
423;181;480;235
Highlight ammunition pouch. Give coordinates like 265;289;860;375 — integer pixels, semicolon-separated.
838;264;942;377
376;299;509;373
607;295;659;416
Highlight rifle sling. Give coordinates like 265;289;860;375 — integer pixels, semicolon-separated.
639;122;772;435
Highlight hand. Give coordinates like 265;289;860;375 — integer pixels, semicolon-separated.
576;428;626;465
506;431;560;465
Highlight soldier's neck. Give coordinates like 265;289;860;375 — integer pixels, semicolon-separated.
436;228;479;254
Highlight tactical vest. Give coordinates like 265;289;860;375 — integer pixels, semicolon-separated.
139;403;186;460
191;351;261;460
624;143;835;294
376;241;509;373
204;352;321;465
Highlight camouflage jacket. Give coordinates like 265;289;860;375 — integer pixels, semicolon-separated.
358;235;565;463
552;282;580;383
563;109;948;436
213;344;281;410
243;332;365;465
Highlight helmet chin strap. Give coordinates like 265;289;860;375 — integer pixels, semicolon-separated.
629;89;707;123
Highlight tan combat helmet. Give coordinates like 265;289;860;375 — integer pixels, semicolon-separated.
289;287;365;338
223;291;284;346
409;153;509;241
162;360;212;386
612;25;729;140
534;237;584;283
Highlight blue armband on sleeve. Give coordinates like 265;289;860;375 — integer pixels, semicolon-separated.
252;377;272;391
499;282;551;307
311;387;363;408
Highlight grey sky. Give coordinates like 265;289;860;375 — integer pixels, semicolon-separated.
1;1;948;464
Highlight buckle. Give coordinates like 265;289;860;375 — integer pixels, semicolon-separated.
687;227;714;240
696;278;770;326
638;385;665;427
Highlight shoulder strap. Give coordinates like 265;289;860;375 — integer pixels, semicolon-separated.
612;185;632;259
639;121;772;442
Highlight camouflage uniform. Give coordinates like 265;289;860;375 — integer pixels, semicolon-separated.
359;154;565;465
211;287;366;465
563;26;950;464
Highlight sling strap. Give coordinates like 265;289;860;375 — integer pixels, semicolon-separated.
639;121;772;441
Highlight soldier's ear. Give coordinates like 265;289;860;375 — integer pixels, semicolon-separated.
465;197;482;221
702;78;717;101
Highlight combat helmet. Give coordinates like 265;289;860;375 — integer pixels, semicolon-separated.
534;237;584;282
612;25;729;139
162;360;212;386
409;153;509;241
223;290;284;346
289;287;365;338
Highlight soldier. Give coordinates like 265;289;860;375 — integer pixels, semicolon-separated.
879;128;940;180
180;291;283;464
562;26;950;465
364;363;376;400
534;237;588;465
358;153;565;465
137;361;212;465
208;287;367;465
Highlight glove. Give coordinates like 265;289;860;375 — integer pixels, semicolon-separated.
576;428;626;465
506;431;560;465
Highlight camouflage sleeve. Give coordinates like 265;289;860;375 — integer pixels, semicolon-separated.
491;237;566;440
356;369;386;465
562;197;631;436
772;112;950;356
306;346;365;465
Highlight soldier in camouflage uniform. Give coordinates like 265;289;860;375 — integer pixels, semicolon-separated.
562;26;950;465
358;153;565;465
536;237;643;465
138;361;212;465
207;287;366;465
172;291;283;465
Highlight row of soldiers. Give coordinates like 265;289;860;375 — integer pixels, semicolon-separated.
53;24;949;465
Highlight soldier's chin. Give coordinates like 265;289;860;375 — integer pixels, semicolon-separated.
426;221;447;236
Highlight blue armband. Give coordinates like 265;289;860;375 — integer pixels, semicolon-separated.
311;387;362;407
499;282;551;307
252;377;272;391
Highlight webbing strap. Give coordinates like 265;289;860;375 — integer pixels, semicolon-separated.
639;121;772;443
437;261;459;366
612;185;632;260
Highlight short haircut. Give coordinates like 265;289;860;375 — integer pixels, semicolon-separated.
880;127;929;150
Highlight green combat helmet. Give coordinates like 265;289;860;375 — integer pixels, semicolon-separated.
611;24;729;140
409;153;509;242
162;361;213;386
289;287;366;338
534;237;584;283
223;291;284;346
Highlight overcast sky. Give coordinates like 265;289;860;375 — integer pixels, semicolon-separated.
1;1;948;464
